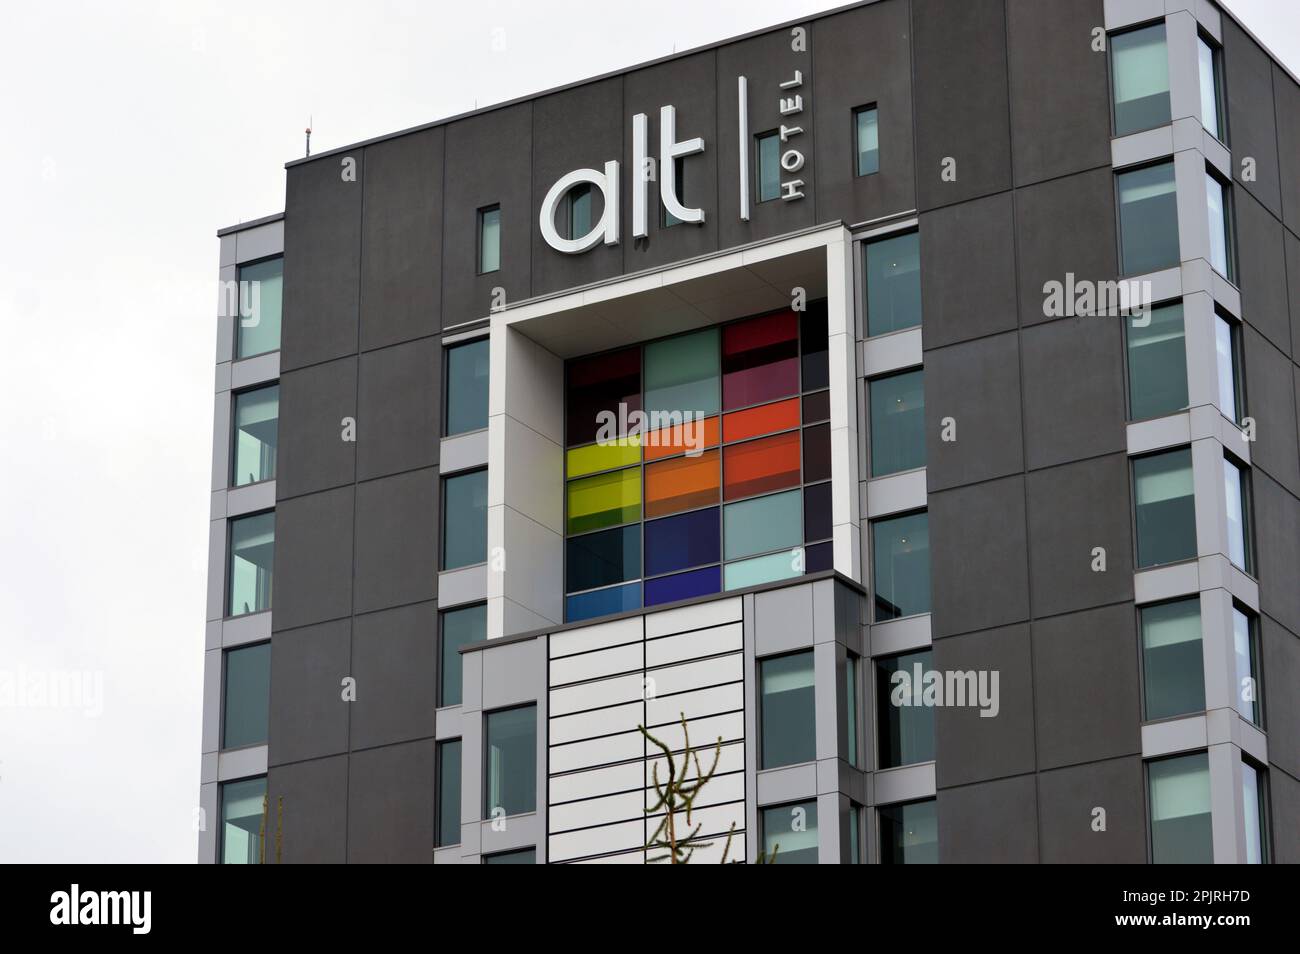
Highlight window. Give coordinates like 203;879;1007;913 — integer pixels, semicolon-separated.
231;385;279;487
442;469;488;570
1111;23;1170;135
1215;312;1244;423
227;511;274;617
222;642;270;749
760;651;815;768
844;652;859;767
879;798;937;864
847;803;862;863
445;339;490;436
236;257;283;359
220;775;266;864
664;157;687;227
485;706;536;818
1198;34;1226;142
1125;302;1187;420
1133;449;1196;568
437;739;462;848
1117;162;1179;275
1205;170;1235;281
1140;598;1205;720
761;801;818;864
1232;605;1261;726
872;511;930;621
1242;760;1268;864
478;205;500;274
1148;752;1212;863
854;105;879;176
564;183;593;239
876;650;936;768
484;848;535;864
440;603;486;707
1223;455;1253;574
757;131;781;202
864;232;921;337
869;369;925;476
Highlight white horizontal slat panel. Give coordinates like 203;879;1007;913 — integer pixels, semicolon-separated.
549;617;643;658
643;711;744;753
646;597;742;638
549;819;644;862
548;701;642;745
549;791;645;834
549;760;645;804
647;652;742;697
646;682;743;727
549;730;643;774
549;672;643;716
645;621;743;667
549;641;644;687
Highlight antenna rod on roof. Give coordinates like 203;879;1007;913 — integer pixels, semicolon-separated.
305;116;312;157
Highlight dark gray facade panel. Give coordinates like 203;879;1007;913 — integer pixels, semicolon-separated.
918;192;1018;348
1005;0;1111;187
1243;327;1300;497
1261;616;1300;782
349;600;438;751
929;476;1031;638
352;467;439;615
282;152;363;371
1223;19;1281;217
1014;167;1118;328
1036;756;1147;864
360;127;444;350
1253;472;1300;637
346;740;435;864
910;0;1012;211
1020;317;1127;471
275;357;357;501
923;331;1024;492
272;486;355;632
268;619;352;766
1031;603;1142;771
1287;230;1300;354
266;755;350;864
1236;188;1292;356
357;337;441;482
441;103;533;326
1025;454;1135;619
1270;766;1300;864
937;773;1039;863
1275;65;1300;236
811;0;916;224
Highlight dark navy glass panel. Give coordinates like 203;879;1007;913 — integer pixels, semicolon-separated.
644;507;720;577
566;525;640;594
644;565;721;607
800;303;829;391
804;482;832;542
804;541;833;573
566;582;641;623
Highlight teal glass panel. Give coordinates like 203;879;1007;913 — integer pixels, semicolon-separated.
724;550;802;590
236;258;283;359
865;233;921;336
644;327;719;419
723;489;801;561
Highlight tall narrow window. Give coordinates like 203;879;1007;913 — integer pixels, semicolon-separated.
1198;35;1226;142
1206;171;1235;281
437;739;462;848
227;512;274;617
844;652;860;767
1223;455;1252;574
1215;312;1244;423
854;105;879;176
848;804;862;863
442;469;488;570
664;156;687;227
760;652;815;768
231;385;279;487
478;205;500;274
445;339;490;436
1149;752;1212;863
762;801;818;864
879;799;937;864
1126;302;1187;420
757;132;781;202
1118;162;1179;275
485;705;536;818
236;257;283;360
1242;760;1268;864
876;650;936;767
864;232;921;337
220;775;267;864
1133;448;1196;568
869;369;925;475
1141;598;1205;720
440;603;486;707
1232;606;1261;726
872;511;930;621
1111;23;1171;135
566;184;592;239
222;642;270;749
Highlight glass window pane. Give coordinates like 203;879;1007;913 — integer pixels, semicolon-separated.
566;467;641;536
865;232;921;336
724;550;801;590
485;706;536;817
1206;172;1232;279
437;739;462;847
569;184;592;239
440;603;486;707
232;385;279;486
762;801;818;864
856;107;879;176
644;450;719;518
872;512;930;621
801;303;829;391
876;651;936;767
1215;315;1241;423
566;525;640;593
485;848;535;864
1134;449;1196;567
723;430;800;500
222;642;270;749
479;207;500;273
644;565;720;607
566;437;641;479
1242;761;1265;864
645;327;720;419
804;540;833;573
879;799;937;864
220;776;266;864
566;347;641;447
845;654;859;767
760;652;815;768
849;804;861;863
803;481;832;542
236;258;283;359
644;507;719;577
758;133;781;202
803;423;831;483
724;489;801;561
446;339;490;435
566;582;641;622
1149;752;1212;863
1141;598;1205;720
1224;457;1250;572
1198;37;1223;140
228;512;274;617
870;370;926;476
1126;302;1187;420
443;469;488;569
721;311;799;411
1118;163;1179;275
1232;607;1260;725
722;397;799;444
1112;24;1171;135
644;415;719;461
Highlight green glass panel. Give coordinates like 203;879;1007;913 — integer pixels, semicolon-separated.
1141;598;1205;720
762;801;818;864
1112;24;1171;135
220;776;266;864
443;470;488;569
723;489;801;560
232;385;278;486
485;706;536;817
228;512;274;617
865;233;921;336
1149;753;1212;864
437;740;461;847
222;642;270;749
644;327;719;419
566;438;640;479
1134;449;1195;568
758;133;781;202
441;604;486;706
870;370;925;476
1118;162;1179;276
236;258;283;359
724;550;801;591
1126;303;1187;420
566;467;641;534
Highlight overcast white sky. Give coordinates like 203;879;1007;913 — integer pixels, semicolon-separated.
0;0;1295;863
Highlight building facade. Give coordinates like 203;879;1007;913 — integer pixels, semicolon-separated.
199;0;1300;863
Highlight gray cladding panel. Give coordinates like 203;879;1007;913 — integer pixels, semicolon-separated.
1223;19;1281;217
275;357;357;501
272;486;355;632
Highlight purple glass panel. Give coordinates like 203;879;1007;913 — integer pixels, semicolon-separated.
803;423;831;483
644;507;720;577
721;310;799;410
645;566;721;607
804;541;833;573
804;482;832;542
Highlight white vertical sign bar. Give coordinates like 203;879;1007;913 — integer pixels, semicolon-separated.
738;75;750;222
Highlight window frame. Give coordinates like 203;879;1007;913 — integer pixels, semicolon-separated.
755;129;782;203
1136;595;1205;722
436;737;463;848
228;381;280;489
225;508;275;619
218;773;268;865
758;649;817;770
866;365;926;477
1121;297;1188;423
1214;308;1247;425
877;797;937;864
874;648;937;769
1130;446;1197;570
870;508;931;622
1204;166;1238;283
760;799;819;864
438;601;486;708
443;336;491;438
482;703;537;819
234;254;285;361
1114;159;1180;278
220;640;271;751
1197;30;1228;145
1232;602;1264;729
1223;451;1255;576
1107;20;1173;138
1241;757;1271;864
1146;751;1213;864
852;103;880;178
477;204;501;275
440;466;489;571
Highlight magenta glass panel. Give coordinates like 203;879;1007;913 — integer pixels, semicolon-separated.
566;347;641;446
722;310;799;410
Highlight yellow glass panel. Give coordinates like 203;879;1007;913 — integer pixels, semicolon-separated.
566;437;641;479
567;467;642;534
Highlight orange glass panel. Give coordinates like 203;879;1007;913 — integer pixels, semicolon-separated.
723;431;801;500
723;397;800;444
645;449;720;518
643;415;720;462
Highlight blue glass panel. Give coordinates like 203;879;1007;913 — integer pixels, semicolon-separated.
566;582;641;623
643;507;719;577
566;525;640;594
644;566;721;607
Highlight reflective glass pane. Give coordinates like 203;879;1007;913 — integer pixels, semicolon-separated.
1198;37;1223;140
437;739;461;847
232;385;278;486
845;654;859;767
566;347;641;447
566;438;640;479
566;525;640;594
443;470;488;569
644;327;719;419
1112;24;1170;135
872;512;930;621
643;415;719;461
803;423;831;483
485;706;536;817
758;133;781;202
870;370;926;476
1206;173;1232;279
1118;163;1179;275
236;258;283;359
1149;753;1212;863
566;582;641;622
644;507;719;577
228;512;274;617
803;481;832;542
644;449;719;518
485;848;535;864
1134;449;1196;567
644;565;720;607
760;653;815;768
446;339;490;435
1242;761;1265;864
566;467;641;535
220;776;266;864
865;232;921;336
723;430;800;500
762;801;818;864
876;651;936;767
479;207;500;273
722;311;799;411
441;603;486;706
801;303;829;391
1126;303;1187;420
722;397;799;444
879;799;937;864
1224;457;1250;572
856;107;879;176
724;550;802;590
724;489;802;561
223;642;270;749
1141;598;1205;720
1232;607;1260;726
1215;315;1240;423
